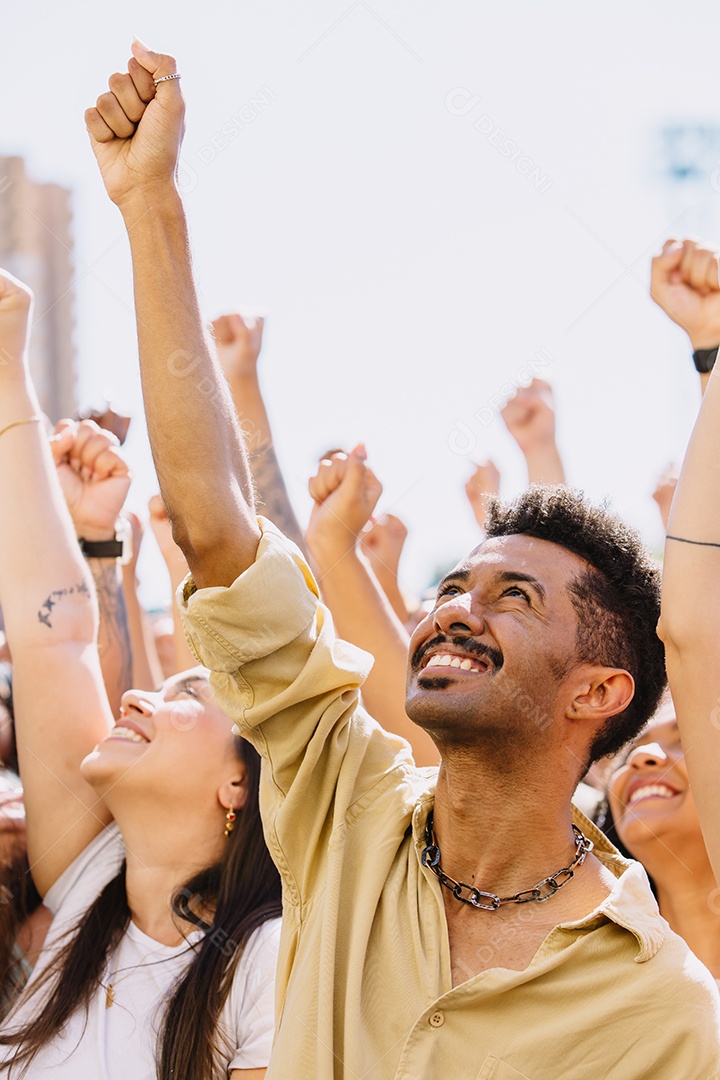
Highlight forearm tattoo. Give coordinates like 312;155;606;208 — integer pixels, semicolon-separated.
37;582;90;628
251;444;308;556
87;560;133;709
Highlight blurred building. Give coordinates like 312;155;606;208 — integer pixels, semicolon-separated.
654;123;720;239
0;156;77;420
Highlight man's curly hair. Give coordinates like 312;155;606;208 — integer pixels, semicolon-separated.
484;485;665;767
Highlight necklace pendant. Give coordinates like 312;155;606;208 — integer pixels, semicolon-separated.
105;985;114;1009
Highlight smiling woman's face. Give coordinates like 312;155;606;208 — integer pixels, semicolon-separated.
80;667;244;830
607;706;701;861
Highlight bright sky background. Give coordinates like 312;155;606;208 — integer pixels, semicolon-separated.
3;1;720;608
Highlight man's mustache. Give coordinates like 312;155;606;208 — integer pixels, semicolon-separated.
411;634;504;673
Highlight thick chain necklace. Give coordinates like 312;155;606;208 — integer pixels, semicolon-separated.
421;811;593;911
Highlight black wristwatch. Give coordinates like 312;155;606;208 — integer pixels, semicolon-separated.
692;346;719;373
78;518;132;564
78;537;124;559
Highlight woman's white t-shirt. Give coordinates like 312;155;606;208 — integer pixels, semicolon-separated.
0;824;280;1078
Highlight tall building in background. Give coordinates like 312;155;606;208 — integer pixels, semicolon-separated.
0;156;77;420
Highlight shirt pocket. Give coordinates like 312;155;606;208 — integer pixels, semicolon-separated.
476;1056;534;1080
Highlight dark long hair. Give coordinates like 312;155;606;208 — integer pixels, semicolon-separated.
593;794;657;899
0;849;42;1020
0;737;282;1079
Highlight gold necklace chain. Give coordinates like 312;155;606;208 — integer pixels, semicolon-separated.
101;939;194;1008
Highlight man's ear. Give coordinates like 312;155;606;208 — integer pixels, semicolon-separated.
217;768;248;813
567;666;635;724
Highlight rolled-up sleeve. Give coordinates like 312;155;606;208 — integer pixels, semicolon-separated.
178;519;414;905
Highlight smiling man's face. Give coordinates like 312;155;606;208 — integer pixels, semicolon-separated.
406;534;591;752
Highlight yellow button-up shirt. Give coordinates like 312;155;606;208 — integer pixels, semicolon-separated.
180;521;720;1080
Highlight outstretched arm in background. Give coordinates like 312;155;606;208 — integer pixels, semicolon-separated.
120;510;165;691
501;379;566;485
359;513;419;629
652;463;680;534
464;459;501;533
86;43;260;588
0;271;114;897
148;493;199;674
213;313;308;555
52;419;133;718
306;448;439;767
657;242;720;883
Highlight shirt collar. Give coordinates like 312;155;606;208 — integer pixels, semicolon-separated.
412;795;665;963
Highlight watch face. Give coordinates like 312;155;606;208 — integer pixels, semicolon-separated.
694;349;719;373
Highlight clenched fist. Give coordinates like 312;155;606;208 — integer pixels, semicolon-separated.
212;314;265;381
85;39;185;209
501;379;557;456
650;238;720;349
51;420;131;541
307;446;383;557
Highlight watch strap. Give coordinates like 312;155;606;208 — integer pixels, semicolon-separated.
78;537;124;559
693;347;719;373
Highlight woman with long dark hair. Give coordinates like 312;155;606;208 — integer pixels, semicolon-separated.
0;267;281;1078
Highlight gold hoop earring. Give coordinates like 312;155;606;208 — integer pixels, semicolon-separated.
224;806;237;837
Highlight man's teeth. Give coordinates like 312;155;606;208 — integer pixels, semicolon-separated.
425;654;483;672
628;783;677;806
109;726;148;744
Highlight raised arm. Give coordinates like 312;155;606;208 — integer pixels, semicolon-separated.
120;511;165;691
213;313;308;555
51;419;133;718
650;238;720;395
148;493;198;674
306;448;439;766
359;512;418;628
86;42;259;588
0;271;114;896
656;245;720;881
464;459;501;534
501;379;566;485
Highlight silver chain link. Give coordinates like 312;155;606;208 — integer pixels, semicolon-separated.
421;811;593;911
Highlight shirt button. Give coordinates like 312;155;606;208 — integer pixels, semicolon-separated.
429;1011;445;1028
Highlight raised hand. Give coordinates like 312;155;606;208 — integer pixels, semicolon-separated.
50;419;131;541
212;314;265;381
85;39;185;208
501;379;557;455
360;513;416;627
652;464;680;532
464;460;500;531
360;514;408;575
307;447;382;556
148;493;188;570
0;268;33;373
501;378;566;484
650;239;720;349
